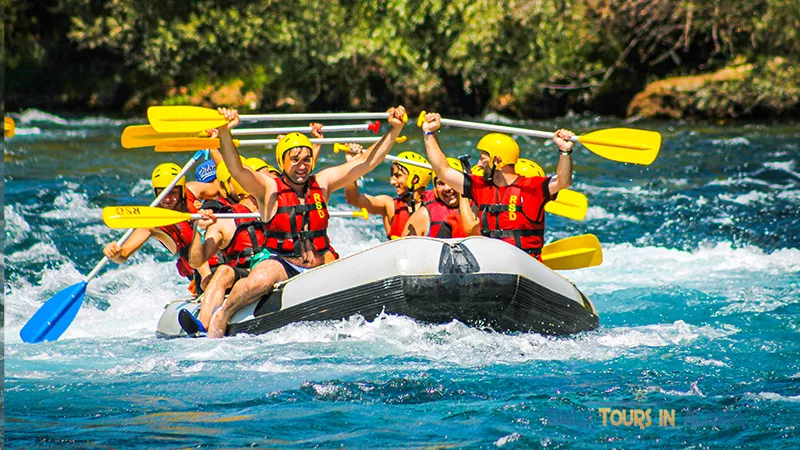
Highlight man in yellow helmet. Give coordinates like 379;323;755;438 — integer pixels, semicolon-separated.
419;112;575;260
103;163;213;295
343;143;432;240
205;106;407;338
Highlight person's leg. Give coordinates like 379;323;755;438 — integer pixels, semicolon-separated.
207;259;289;338
198;265;236;327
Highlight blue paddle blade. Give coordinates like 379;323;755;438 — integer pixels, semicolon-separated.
20;281;88;343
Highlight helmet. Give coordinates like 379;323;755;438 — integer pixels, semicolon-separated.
215;157;246;198
152;163;185;192
275;132;314;171
393;151;432;190
515;158;545;177
476;133;519;169
470;165;485;177
245;157;269;172
434;157;464;182
195;160;217;183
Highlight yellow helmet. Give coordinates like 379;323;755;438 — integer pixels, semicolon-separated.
394;151;432;190
275;132;314;171
245;157;269;172
515;158;545;177
476;133;519;169
434;157;464;181
151;163;185;191
470;165;485;177
215;157;247;199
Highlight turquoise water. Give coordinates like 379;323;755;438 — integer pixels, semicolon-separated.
4;110;800;448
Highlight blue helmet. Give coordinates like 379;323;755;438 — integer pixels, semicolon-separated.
195;160;217;183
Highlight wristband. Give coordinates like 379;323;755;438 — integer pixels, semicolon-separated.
559;149;573;156
423;131;437;136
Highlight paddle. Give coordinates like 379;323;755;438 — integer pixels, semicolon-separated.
121;122;382;149
416;111;661;165
102;206;370;229
541;234;603;270
154;135;407;152
4;116;15;138
149;105;406;133
333;144;588;221
19;150;208;343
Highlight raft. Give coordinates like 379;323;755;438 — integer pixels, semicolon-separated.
155;236;599;338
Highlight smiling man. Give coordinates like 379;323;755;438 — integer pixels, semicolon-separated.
401;157;473;238
207;106;407;338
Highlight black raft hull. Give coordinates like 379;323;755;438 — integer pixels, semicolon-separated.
156;237;599;338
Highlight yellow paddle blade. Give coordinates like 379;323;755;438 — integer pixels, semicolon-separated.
148;106;229;133
155;137;240;152
121;125;202;148
102;206;192;229
541;234;602;270
578;128;661;165
545;189;588;221
4;116;15;138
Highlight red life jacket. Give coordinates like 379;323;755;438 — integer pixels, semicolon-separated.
387;195;413;240
264;175;330;257
424;196;467;238
185;188;200;213
221;203;267;268
158;221;197;279
469;173;549;259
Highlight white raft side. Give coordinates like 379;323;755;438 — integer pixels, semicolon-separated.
277;237;447;310
459;237;585;303
226;237;445;324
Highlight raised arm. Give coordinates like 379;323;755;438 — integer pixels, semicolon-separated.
318;106;407;193
342;143;392;216
548;129;575;195
421;112;466;195
216;108;275;203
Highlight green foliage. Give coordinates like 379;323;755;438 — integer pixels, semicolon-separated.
5;0;800;118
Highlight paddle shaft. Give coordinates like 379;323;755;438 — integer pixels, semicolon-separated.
237;137;382;146
85;151;205;279
440;117;651;150
232;122;377;136
439;117;569;142
239;112;386;122
190;211;361;220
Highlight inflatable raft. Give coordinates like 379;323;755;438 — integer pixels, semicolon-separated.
156;236;599;338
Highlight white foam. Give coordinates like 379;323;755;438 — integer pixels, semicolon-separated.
568;242;800;295
585;206;640;223
495;433;521;447
719;190;771;205
744;392;800;403
41;191;101;222
17;108;128;127
711;137;750;146
4;205;32;246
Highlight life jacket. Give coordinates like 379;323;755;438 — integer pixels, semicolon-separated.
158;221;197;279
469;173;550;259
387;194;414;240
221;202;267;268
424;196;467;239
185;188;200;213
264;175;330;257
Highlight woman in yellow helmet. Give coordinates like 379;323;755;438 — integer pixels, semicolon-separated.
343;144;432;240
419;112;576;260
102;163;213;296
